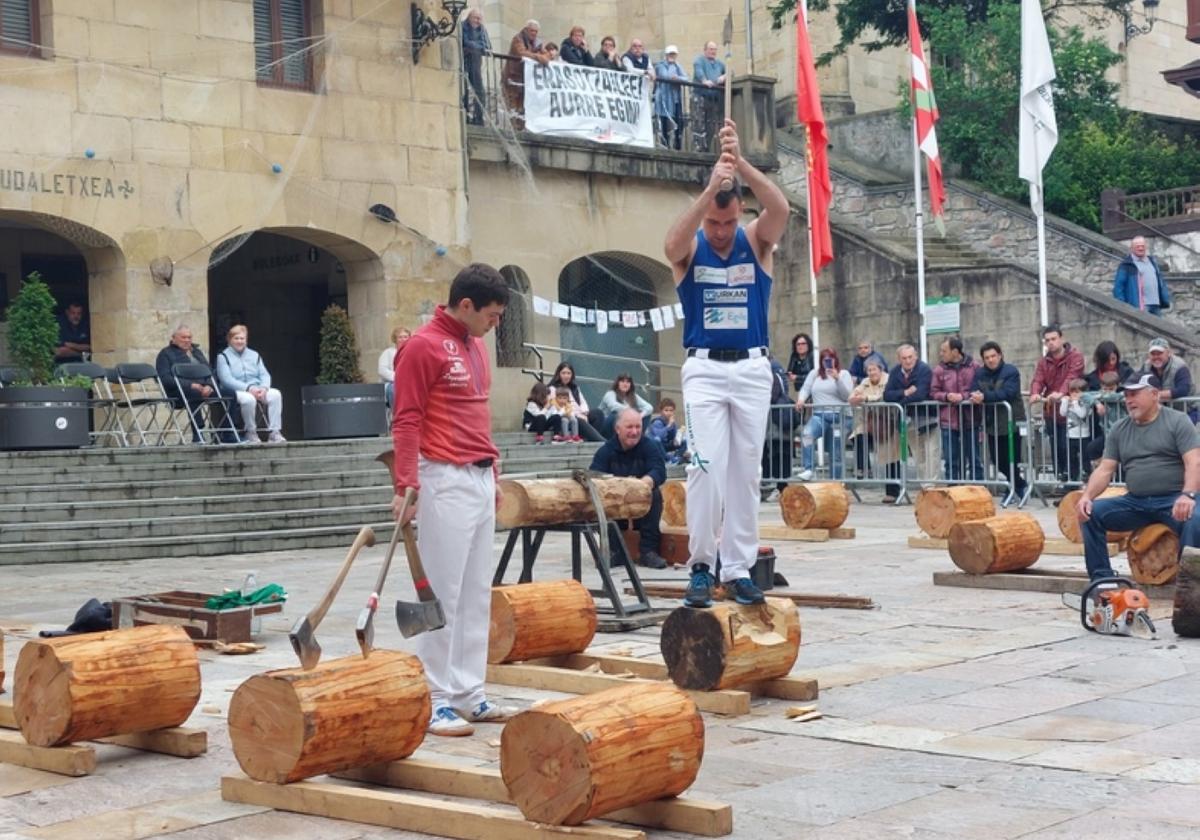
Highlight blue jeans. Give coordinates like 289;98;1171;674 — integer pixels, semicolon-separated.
802;411;844;478
1083;493;1200;579
941;427;982;481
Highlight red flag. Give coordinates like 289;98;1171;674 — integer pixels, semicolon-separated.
795;7;833;274
908;0;946;222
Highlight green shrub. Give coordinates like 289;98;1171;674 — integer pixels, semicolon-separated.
5;272;59;385
316;303;365;385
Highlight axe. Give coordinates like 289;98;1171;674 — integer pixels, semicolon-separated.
288;525;376;670
375;450;446;639
355;488;412;657
719;8;734;191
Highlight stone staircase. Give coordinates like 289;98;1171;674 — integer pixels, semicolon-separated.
0;433;602;564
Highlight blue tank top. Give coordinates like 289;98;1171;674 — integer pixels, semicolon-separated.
678;227;771;350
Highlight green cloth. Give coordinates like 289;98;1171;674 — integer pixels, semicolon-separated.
205;584;287;611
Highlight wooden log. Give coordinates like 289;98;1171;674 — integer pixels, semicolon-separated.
489;581;597;664
1128;524;1180;586
914;486;996;538
947;513;1044;575
625;526;690;566
662;480;687;527
1173;547;1200;638
496;478;651;529
779;483;850;530
228;650;429;784
14;625;201;748
500;682;703;826
1057;487;1131;544
659;598;801;691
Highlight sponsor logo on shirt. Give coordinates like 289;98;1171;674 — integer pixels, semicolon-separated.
703;307;749;329
443;339;458;354
694;266;728;285
702;288;748;304
727;264;755;286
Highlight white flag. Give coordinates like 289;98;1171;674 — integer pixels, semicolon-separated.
1019;0;1057;214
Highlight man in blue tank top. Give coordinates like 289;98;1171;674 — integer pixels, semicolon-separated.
664;118;790;607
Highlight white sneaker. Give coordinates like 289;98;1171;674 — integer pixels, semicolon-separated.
428;706;474;736
463;699;519;723
268;432;287;444
797;469;814;481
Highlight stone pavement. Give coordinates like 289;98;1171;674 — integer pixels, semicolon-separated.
1;499;1199;839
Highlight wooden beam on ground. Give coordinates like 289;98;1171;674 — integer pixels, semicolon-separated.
221;774;646;840
749;676;821;702
0;701;13;729
336;758;733;837
932;570;1175;601
485;663;751;716
0;700;204;757
909;536;948;549
631;583;875;610
550;652;819;701
0;729;95;777
911;535;1117;556
758;525;855;541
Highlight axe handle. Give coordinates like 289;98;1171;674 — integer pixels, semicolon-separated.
401;523;438;604
369;488;413;599
307;525;376;629
720;42;733;191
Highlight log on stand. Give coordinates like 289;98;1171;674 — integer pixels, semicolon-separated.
489;580;597;664
659;598;801;691
1057;487;1130;544
915;486;995;538
228;650;429;784
14;625;201;747
496;477;651;529
1128;524;1180;586
1173;547;1200;637
779;483;850;530
947;513;1044;575
662;479;687;527
500;682;703;826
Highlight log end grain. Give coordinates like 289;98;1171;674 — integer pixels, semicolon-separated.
228;673;308;784
13;641;73;747
488;580;597;665
662;480;687;528
914;485;996;539
1173;548;1200;637
660;599;800;691
1128;524;1180;586
780;483;850;531
500;706;594;824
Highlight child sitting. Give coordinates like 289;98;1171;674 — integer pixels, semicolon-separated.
649;397;688;464
523;382;563;443
552;387;583;442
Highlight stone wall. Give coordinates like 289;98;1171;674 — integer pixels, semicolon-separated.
1116;233;1200;274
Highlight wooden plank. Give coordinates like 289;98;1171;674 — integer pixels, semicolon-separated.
336;759;733;837
632;583;875;610
0;729;95;777
756;525;830;542
829;527;856;539
908;536;948;549
0;700;13;729
750;676;820;702
0;700;204;758
221;775;646;840
911;535;1117;555
486;663;751;716
932;570;1175;601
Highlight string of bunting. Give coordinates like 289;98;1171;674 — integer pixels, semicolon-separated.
530;296;685;334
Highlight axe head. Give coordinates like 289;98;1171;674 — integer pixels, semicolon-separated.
355;604;375;659
395;598;445;638
288;616;321;670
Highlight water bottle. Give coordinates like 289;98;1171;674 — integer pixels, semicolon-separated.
241;571;262;637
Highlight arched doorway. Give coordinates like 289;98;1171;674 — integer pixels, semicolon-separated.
496;265;531;368
556;251;673;407
207;229;381;438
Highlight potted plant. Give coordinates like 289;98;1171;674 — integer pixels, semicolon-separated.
0;272;90;450
301;304;387;439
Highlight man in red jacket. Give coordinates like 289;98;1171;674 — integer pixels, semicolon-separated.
1029;323;1085;484
391;263;514;737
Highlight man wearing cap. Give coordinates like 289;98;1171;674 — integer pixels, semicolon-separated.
1075;373;1200;581
1140;337;1193;407
663;118;789;608
653;45;688;150
1113;236;1171;316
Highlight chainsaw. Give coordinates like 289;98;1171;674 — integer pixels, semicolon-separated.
1062;576;1157;639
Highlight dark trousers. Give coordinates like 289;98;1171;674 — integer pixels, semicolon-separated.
527;414;562;436
632;485;663;553
984;429;1026;496
1084;493;1200;579
181;392;239;443
1046;422;1070;481
463;50;486;125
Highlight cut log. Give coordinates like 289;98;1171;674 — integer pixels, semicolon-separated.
489;581;597;664
1057;487;1131;544
659;598;801;691
500;682;703;826
662;479;687;528
947;513;1044;575
914;486;995;538
496;478;651;529
1128;524;1180;586
779;483;850;530
1173;547;1200;637
14;625;200;748
228;650;429;784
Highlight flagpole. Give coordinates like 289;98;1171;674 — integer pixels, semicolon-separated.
911;118;927;361
806;158;820;350
1033;179;1049;327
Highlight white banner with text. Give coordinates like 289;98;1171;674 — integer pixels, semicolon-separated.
523;59;654;148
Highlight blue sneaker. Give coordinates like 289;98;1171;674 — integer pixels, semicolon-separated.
729;577;765;605
684;563;715;608
428;705;474;737
464;699;519;722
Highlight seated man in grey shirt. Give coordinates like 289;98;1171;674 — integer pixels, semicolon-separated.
1075;373;1200;580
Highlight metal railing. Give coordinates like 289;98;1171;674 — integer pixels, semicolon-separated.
520;342;681;400
464;50;724;154
1102;185;1200;248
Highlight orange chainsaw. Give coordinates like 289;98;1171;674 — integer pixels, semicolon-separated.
1063;577;1157;639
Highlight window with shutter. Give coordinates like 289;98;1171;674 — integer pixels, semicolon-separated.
253;0;314;89
0;0;40;58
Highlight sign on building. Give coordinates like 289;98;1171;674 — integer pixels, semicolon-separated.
523;60;654;148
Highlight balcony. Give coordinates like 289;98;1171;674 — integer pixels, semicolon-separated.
1102;185;1200;239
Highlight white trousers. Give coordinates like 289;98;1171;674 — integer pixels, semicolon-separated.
415;458;496;710
234;389;282;434
682;355;772;581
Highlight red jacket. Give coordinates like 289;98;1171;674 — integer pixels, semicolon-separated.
391;305;499;491
1030;344;1085;424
